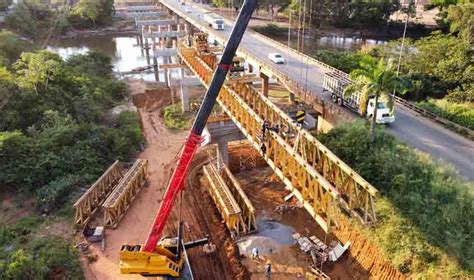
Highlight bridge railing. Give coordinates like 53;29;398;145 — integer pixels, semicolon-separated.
169;2;473;138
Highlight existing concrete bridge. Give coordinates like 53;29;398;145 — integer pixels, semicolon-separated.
154;0;474;180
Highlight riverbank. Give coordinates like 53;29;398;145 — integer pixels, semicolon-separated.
210;6;433;41
58;18;137;39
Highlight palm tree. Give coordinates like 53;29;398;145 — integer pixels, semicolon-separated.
344;57;400;144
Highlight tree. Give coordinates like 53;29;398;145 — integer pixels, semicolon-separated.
446;3;474;44
4;250;44;279
0;0;12;12
13;51;63;94
344;58;401;143
72;0;100;28
0;31;32;66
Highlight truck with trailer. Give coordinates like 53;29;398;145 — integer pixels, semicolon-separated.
204;12;225;30
323;71;395;124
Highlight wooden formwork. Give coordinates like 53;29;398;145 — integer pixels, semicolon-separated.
220;165;257;234
73;161;124;226
103;159;148;228
203;163;246;237
178;42;378;232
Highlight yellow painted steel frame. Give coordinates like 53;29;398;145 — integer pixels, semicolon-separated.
179;43;378;231
220;165;257;234
203;164;245;236
120;245;182;276
103;159;148;228
73;160;124;226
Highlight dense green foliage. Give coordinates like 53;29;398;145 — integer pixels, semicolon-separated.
162;105;192;130
5;0;114;37
417;99;474;130
0;49;142;279
318;123;473;277
0;0;12;11
288;0;400;28
0;51;143;212
315;50;370;74
252;23;286;36
0;31;32;66
0;217;83;280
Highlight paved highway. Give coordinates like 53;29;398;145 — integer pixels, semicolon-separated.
161;0;474;181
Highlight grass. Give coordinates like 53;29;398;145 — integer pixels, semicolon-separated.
162;104;193;130
318;122;473;278
417;99;474;131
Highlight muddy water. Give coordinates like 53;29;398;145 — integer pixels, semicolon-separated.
46;35;182;81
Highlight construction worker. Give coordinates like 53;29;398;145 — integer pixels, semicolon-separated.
260;143;267;155
265;260;272;279
251;247;259;260
261;120;269;139
296;110;306;126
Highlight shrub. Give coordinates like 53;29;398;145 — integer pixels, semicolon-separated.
318;122;473;277
35;174;93;213
162;105;192;130
417;99;474;130
252;23;286;36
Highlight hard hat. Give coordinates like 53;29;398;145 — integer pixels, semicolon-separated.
266;260;271;265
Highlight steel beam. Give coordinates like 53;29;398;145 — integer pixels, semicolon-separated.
179;42;378;231
73;161;124;226
103;159;148;228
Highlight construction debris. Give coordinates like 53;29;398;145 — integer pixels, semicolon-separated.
83;225;104;243
292;232;350;268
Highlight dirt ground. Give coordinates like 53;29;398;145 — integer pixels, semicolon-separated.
78;79;371;280
225;145;354;280
80;79;246;280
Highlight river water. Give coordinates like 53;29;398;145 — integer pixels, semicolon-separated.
45;34;388;76
46;35;181;81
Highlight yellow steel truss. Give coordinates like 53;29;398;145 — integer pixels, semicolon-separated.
179;42;378;232
103;159;148;228
73;160;124;226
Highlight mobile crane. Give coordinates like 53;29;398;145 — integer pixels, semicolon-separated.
119;0;257;277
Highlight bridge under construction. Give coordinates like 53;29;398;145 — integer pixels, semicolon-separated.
71;1;461;279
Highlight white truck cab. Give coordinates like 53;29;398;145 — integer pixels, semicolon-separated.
204;12;225;30
366;99;395;124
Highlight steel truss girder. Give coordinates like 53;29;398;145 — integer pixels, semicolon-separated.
220;164;257;235
179;44;378;231
103;159;148;228
73;160;124;226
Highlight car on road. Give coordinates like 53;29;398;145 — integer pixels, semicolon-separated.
185;7;192;12
268;53;285;64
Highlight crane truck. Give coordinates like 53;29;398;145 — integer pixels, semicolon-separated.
118;0;257;278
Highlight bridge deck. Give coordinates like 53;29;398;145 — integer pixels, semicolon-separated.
161;0;474;181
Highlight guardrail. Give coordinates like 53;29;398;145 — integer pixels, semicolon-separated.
394;96;474;139
163;0;473;139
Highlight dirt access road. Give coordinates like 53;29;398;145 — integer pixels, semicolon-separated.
81;80;246;279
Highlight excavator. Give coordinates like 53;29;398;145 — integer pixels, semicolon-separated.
119;0;257;278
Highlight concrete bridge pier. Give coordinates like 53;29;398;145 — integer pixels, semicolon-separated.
216;140;228;171
203;119;246;171
144;37;151;65
260;72;269;97
179;68;189;112
185;22;193;36
153;56;159;81
163;56;170;86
